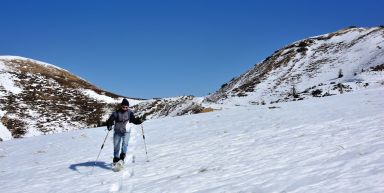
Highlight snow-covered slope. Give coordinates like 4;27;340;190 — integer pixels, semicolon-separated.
206;27;384;106
0;56;143;140
0;88;383;193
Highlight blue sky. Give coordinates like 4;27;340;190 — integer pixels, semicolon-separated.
1;0;383;99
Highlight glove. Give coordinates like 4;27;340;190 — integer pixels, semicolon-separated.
107;125;112;131
140;117;145;124
141;115;147;122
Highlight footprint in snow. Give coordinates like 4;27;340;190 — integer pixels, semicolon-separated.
34;150;47;154
109;183;121;193
109;168;134;192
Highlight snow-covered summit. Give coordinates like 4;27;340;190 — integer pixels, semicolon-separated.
206;26;384;106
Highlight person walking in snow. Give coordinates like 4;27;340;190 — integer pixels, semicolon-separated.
106;98;144;164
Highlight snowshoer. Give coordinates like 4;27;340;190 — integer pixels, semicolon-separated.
106;98;144;165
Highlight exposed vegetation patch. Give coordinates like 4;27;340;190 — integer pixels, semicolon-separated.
370;64;384;71
1;116;26;138
296;40;314;54
333;83;352;94
311;89;323;97
199;107;216;113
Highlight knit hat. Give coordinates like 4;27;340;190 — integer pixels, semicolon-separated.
121;98;129;106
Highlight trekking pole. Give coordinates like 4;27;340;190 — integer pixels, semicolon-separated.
91;129;111;174
140;124;149;162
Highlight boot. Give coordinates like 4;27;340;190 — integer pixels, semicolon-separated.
119;153;126;161
113;157;120;164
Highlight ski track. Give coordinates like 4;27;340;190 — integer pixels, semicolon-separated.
0;88;384;192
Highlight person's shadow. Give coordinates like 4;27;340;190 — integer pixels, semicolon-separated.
69;161;111;174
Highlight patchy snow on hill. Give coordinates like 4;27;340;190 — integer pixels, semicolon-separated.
0;88;383;193
0;56;129;140
207;27;384;106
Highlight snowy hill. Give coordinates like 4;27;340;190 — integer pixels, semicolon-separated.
0;88;383;192
0;56;143;141
206;27;384;106
133;27;384;120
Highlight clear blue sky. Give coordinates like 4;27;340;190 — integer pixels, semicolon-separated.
1;0;383;99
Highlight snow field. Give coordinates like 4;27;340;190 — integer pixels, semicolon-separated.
0;88;383;192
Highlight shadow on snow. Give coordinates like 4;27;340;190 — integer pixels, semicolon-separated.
69;161;111;173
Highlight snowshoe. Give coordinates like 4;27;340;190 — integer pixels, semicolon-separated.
112;160;124;172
